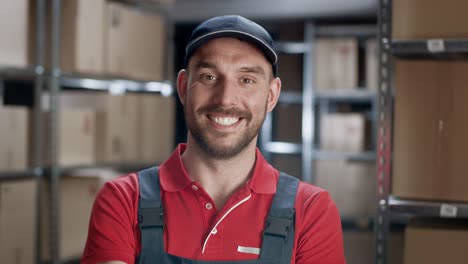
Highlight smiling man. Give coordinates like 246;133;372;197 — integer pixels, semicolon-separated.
81;15;345;264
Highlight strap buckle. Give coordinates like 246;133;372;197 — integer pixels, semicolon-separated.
264;213;294;238
138;207;163;228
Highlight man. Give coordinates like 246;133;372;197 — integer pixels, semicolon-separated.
82;15;345;264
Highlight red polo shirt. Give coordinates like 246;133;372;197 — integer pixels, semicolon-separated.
81;144;345;264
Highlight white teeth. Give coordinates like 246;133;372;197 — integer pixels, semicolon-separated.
212;116;239;126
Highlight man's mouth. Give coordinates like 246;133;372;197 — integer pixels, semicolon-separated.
209;115;241;126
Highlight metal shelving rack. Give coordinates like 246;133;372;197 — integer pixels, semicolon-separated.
260;23;377;184
0;1;174;263
375;1;468;263
259;22;378;230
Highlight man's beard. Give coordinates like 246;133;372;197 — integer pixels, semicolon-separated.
184;104;266;159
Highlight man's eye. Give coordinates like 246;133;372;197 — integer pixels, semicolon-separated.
203;74;216;81
241;78;255;84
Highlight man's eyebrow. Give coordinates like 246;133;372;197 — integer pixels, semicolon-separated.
240;66;266;75
194;61;216;70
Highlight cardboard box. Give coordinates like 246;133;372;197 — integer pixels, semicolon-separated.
365;38;378;91
59;0;106;75
343;231;403;264
36;110;96;167
320;113;368;153
0;179;36;264
96;94;140;163
393;61;468;202
105;2;166;81
28;0;106;74
40;175;104;261
0;106;29;171
0;0;30;67
315;160;376;218
139;95;175;164
404;226;468;264
393;0;468;39
314;38;358;90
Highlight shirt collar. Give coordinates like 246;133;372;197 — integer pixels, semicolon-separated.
159;143;278;194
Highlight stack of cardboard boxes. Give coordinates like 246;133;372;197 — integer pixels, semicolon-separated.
0;171;122;263
0;0;173;263
317;113;375;218
36;92;176;167
0;106;29;171
392;0;468;262
1;0;167;80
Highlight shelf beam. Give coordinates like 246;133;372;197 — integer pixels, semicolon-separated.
389;196;468;219
392;39;468;60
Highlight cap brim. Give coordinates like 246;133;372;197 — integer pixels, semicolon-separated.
186;30;278;66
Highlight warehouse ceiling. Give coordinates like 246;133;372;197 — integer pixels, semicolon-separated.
172;0;377;22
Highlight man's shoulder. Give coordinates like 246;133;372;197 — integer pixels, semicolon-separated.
100;171;140;195
295;179;332;205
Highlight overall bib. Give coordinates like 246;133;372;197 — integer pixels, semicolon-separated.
136;167;299;264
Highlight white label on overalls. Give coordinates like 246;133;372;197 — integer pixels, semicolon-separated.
237;246;261;255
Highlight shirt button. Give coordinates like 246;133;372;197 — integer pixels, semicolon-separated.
192;185;198;191
205;202;213;210
211;228;218;234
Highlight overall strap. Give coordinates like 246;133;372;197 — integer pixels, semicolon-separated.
137;166;164;264
259;172;299;264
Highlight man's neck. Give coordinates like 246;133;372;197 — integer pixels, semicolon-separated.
181;141;257;210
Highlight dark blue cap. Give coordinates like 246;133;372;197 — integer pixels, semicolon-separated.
185;15;278;76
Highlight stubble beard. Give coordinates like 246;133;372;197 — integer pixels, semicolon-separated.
185;104;267;160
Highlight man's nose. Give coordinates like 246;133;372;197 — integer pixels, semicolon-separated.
212;79;239;106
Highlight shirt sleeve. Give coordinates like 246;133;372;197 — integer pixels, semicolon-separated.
81;175;140;264
294;184;346;264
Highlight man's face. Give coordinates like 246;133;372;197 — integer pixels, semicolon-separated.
177;37;281;159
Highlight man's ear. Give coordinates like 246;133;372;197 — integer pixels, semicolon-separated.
177;69;188;105
266;77;282;113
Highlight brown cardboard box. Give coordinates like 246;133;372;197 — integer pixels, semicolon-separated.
314;38;358;90
365;38;378;91
59;0;105;75
343;231;403;264
0;179;36;264
139;95;175;164
37;110;96;166
40;175;104;261
320;113;367;153
96;94;140;163
105;2;166;81
393;61;468;202
28;0;106;74
404;226;468;264
315;160;376;217
0;0;30;67
0;106;29;171
393;0;468;39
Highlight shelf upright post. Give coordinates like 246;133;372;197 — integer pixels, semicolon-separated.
375;0;393;263
34;0;46;263
49;0;62;263
302;22;315;183
164;6;175;82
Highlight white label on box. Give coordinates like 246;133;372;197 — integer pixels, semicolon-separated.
440;204;457;218
427;39;445;53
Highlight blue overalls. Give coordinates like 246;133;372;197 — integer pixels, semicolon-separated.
136;166;299;264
